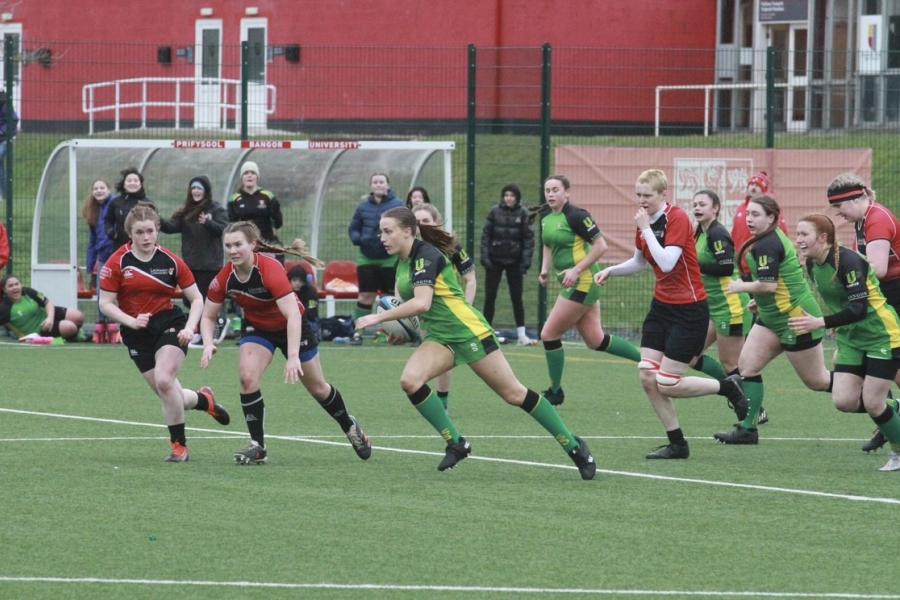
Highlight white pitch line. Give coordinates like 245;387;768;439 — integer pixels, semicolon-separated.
2;407;898;506
0;576;897;598
0;435;235;442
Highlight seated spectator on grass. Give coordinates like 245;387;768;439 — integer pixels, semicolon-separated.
0;275;84;340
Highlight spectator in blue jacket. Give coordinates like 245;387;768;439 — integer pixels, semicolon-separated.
81;179;114;289
0;90;18;200
348;172;404;323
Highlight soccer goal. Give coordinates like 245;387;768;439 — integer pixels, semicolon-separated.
31;138;455;309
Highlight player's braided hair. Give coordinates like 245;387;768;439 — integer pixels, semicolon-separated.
224;221;324;267
124;202;161;234
526;202;551;224
736;195;781;275
799;213;840;279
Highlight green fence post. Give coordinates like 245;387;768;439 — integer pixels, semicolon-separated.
241;41;249;141
537;43;552;330
466;44;476;258
4;35;13;275
766;46;775;149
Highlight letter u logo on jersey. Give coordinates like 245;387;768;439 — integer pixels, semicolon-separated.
713;240;725;253
583;217;595;229
758;255;768;268
415;258;425;271
458;249;469;261
846;270;858;284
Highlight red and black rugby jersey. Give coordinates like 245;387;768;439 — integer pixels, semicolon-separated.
207;253;301;332
634;203;707;304
99;243;196;317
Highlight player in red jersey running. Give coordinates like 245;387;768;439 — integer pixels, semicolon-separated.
827;172;900;452
596;169;748;459
99;204;229;463
199;221;372;465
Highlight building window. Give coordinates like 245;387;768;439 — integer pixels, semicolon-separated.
890;16;900;68
886;75;900;121
864;0;882;16
720;0;735;44
862;76;880;121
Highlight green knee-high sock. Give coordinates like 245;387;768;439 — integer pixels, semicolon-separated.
353;302;372;321
597;334;641;362
520;390;578;453
694;354;727;380
740;375;764;430
544;340;565;392
410;387;460;443
873;405;900;451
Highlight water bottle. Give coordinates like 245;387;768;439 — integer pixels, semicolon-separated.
29;336;54;345
333;336;350;345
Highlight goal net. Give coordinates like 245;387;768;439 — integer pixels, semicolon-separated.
31;138;455;309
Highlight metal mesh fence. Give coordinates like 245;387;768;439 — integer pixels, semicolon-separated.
4;41;899;333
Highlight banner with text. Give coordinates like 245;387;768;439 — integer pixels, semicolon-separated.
554;146;872;262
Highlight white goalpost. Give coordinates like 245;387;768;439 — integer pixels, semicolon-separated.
31;138;456;310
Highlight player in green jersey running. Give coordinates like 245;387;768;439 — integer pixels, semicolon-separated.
538;175;641;406
692;190;760;412
789;214;900;471
356;207;596;479
715;196;832;445
412;203;477;413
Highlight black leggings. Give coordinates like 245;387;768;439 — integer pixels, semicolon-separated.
483;265;525;327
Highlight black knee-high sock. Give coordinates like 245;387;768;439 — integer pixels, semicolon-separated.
318;385;353;432
666;428;686;445
193;388;210;412
240;391;266;447
168;423;186;446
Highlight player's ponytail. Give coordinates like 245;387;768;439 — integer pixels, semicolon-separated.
258;237;324;267
736;195;781;274
384;207;457;257
226;221;324;266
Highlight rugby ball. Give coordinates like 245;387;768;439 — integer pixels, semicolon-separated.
375;295;421;342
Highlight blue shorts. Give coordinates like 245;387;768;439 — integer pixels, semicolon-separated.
241;328;319;363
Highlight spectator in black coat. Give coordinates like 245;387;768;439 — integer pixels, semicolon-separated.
105;167;151;250
480;184;535;345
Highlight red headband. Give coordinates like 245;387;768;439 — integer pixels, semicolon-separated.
827;185;866;204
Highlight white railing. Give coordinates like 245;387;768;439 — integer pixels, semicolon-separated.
82;77;277;135
654;81;801;137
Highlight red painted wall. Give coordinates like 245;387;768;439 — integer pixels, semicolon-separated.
13;0;716;124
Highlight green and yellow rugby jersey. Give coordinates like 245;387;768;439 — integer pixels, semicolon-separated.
0;287;49;338
745;228;818;320
806;247;900;352
541;201;602;291
695;220;748;325
396;239;492;343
